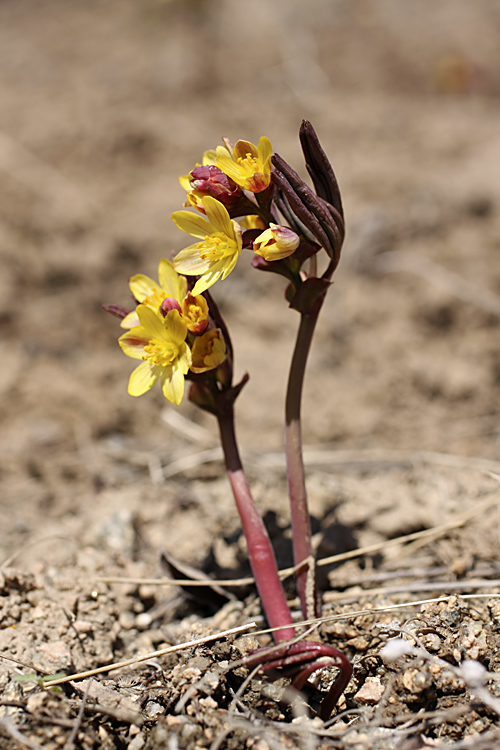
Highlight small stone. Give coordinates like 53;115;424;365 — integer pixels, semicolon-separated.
33;641;73;673
402;667;432;694
138;585;157;603
135;612;152;630
98;726;109;741
97;509;136;557
128;735;145;750
354;677;385;704
26;693;48;713
165;715;182;726
144;701;164;719
345;635;370;651
253;741;270;750
421;633;441;651
199;696;217;710
73;620;94;634
118;611;136;631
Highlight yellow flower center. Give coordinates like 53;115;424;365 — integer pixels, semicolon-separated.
237;152;260;177
143;338;179;367
202;337;225;368
197;233;234;261
143;288;167;310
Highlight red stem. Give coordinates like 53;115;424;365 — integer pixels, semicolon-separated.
217;409;295;643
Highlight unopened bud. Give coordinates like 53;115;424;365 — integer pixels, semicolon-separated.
187;165;242;211
188;382;217;414
160;298;182;317
253;224;300;262
190;329;227;374
181;292;208;334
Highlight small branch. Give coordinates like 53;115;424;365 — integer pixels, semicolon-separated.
63;679;91;750
0;717;44;750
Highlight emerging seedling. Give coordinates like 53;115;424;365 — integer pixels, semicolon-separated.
105;121;352;718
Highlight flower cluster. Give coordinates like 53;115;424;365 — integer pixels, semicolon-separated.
109;123;344;407
173;135;300;294
117;259;226;405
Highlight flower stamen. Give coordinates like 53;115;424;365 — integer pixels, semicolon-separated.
143;338;179;367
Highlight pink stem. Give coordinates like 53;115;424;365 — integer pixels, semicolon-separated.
217;409;295;643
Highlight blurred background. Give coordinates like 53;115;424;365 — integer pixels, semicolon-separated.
2;0;500;563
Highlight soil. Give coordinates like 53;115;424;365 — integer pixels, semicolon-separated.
2;1;500;748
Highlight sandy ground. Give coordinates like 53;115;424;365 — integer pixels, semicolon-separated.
2;1;500;748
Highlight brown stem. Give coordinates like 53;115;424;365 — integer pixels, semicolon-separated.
285;310;323;620
217;409;295;643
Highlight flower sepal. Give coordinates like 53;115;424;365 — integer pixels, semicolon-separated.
288;277;331;316
188;381;218;415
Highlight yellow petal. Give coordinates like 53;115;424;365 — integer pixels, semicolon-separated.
161;365;185;405
164;309;188;345
120;310;140;329
258;136;272;164
202;196;233;236
202;149;218;165
119;327;149;359
241;215;266;231
136;304;168;339
233;139;258;161
191;261;227;295
215;154;243;186
220;251;240;281
171;210;211;239
158;258;187;302
128;361;161;396
173;244;212;275
129;274;159;303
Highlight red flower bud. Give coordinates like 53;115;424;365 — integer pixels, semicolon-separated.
160;298;182;317
189;165;243;210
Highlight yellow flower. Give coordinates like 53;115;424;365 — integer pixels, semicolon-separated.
121;258;187;329
172;196;242;295
119;305;191;405
181;293;209;334
190;329;227;374
216;137;272;193
121;259;209;334
253;223;300;261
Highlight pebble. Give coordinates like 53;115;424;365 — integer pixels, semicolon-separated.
354;677;385;704
143;701;164;719
73;620;94;634
135;612;152;630
33;640;73;673
402;667;432;694
128;735;145;750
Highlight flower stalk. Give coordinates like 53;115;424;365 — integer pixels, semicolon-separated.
217;407;295;643
285;310;323;620
107;122;352;718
